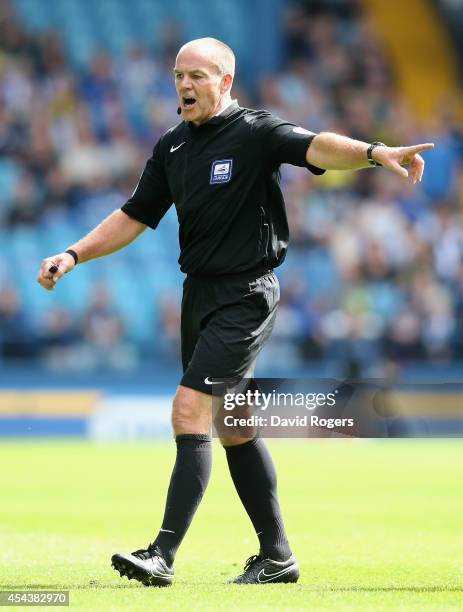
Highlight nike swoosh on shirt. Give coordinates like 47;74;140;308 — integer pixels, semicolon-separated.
204;377;225;385
257;565;296;583
170;142;185;152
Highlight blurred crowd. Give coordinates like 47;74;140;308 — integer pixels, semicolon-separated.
0;0;462;376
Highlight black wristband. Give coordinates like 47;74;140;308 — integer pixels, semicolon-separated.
65;249;79;265
367;141;385;167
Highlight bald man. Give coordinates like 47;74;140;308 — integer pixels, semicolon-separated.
37;37;434;586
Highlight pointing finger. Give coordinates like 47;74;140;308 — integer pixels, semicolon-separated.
402;143;434;155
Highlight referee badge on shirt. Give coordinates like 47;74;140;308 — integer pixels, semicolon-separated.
210;159;233;184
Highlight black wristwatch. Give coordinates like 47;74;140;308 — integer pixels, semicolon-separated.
367;141;386;167
65;249;79;265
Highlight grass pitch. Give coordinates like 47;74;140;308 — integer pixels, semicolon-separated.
1;439;462;610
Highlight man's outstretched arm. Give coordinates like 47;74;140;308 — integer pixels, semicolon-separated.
307;132;434;184
37;209;146;291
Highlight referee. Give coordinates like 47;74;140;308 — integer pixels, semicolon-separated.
37;38;433;586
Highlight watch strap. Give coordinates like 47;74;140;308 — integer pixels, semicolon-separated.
367;141;386;167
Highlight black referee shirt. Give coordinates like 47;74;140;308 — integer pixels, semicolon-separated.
122;101;325;276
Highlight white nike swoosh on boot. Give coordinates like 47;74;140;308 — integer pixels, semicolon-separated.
257;565;296;583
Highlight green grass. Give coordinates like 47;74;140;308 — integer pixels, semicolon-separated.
0;440;462;610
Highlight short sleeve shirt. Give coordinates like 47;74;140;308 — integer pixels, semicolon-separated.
122;102;324;275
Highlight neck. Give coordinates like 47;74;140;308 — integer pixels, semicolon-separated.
192;96;233;127
213;95;233;117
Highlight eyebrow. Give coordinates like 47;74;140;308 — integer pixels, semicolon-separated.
173;68;207;75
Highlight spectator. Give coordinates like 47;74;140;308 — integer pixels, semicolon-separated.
38;306;79;369
0;286;36;359
78;284;138;370
0;0;461;375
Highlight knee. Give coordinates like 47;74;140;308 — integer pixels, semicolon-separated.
171;386;211;435
172;393;194;433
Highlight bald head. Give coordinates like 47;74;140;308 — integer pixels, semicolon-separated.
176;38;235;78
174;37;236;126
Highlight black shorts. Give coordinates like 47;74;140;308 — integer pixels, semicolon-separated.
180;269;279;395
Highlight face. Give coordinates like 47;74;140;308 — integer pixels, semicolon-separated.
174;48;226;126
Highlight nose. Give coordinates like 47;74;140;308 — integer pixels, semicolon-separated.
178;75;193;90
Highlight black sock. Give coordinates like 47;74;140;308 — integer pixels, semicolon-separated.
224;438;291;561
153;434;212;566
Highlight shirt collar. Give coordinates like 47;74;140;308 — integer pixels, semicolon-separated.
214;99;238;117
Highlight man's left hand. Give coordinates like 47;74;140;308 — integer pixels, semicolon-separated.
373;143;434;184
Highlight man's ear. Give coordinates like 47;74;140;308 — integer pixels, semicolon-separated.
220;73;233;94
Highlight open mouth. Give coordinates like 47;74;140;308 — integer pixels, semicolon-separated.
182;97;196;109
